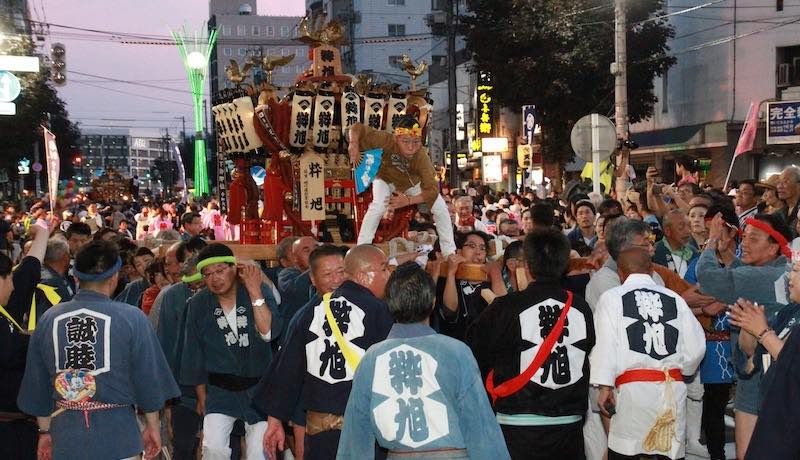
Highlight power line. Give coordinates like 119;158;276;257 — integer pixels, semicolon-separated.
574;0;727;27
674;21;732;39
638;0;728;24
68;70;196;95
70;80;195;106
633;13;800;64
667;3;800;8
672;15;800;55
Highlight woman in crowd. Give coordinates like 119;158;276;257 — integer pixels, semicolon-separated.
688;203;709;250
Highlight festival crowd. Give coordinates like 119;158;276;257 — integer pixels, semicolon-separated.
1;119;800;460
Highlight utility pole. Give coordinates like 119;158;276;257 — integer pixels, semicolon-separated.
613;0;630;202
446;0;459;189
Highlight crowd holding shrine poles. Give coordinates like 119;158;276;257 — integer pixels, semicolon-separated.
1;164;800;460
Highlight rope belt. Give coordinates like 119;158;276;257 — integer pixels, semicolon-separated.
305;410;343;436
614;368;682;453
388;447;468;459
53;400;127;428
615;368;683;387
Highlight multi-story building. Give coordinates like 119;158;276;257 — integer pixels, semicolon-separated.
630;1;800;185
77;129;174;192
306;0;454;87
77;129;131;182
208;0;309;98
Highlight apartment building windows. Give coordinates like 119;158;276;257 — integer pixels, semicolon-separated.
388;24;406;36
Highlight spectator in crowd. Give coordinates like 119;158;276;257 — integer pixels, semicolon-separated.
180;211;203;241
736;180;761;227
567;200;597;257
653;209;699;278
697;212;793;459
778;166;800;235
759;175;783;215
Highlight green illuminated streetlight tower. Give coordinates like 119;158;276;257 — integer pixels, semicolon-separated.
171;25;218;196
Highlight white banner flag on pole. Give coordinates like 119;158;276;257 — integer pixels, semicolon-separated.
42;126;60;212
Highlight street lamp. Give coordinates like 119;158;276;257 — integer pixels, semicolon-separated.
171;25;218;196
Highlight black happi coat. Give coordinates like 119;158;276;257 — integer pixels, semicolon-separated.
467;279;595;417
264;280;393;420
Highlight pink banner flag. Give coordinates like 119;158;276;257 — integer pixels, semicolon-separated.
734;102;758;157
42;126;60;211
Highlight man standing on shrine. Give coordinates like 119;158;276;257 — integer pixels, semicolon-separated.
180;243;282;460
468;228;595;459
263;245;394;459
592;247;705;460
17;240;179;459
348;116;456;255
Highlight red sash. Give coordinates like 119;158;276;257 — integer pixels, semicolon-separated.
485;291;573;405
615;368;682;387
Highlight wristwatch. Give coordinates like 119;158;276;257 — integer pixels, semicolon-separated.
252;298;266;308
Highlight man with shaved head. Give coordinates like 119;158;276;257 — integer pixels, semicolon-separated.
263;244;394;460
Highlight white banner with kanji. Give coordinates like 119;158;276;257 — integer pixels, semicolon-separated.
42;126;60;210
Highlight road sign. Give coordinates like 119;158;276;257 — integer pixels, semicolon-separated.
0;71;21;102
18;158;30;175
570;114;616;161
32;162;42;173
0;102;15;115
570;114;616;195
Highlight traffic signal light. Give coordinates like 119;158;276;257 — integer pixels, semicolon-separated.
50;43;66;85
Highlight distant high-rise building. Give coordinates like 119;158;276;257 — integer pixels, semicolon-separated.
306;0;451;86
208;1;309;98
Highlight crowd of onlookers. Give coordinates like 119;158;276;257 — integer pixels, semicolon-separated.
4;156;800;459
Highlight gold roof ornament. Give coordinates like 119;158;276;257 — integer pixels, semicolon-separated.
297;13;346;47
353;73;374;95
225;59;253;87
252;54;296;85
400;54;428;91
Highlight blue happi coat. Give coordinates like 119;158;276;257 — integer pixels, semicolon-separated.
180;282;282;423
17;289;180;460
696;249;789;415
155;281;198;408
337;322;510;459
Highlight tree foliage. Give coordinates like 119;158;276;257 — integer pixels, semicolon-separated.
463;0;675;163
0;35;80;183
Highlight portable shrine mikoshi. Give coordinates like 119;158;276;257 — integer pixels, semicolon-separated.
211;14;434;248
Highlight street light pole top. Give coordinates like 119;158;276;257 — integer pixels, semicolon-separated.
187;51;206;70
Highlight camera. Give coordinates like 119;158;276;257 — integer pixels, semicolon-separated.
651;183;666;195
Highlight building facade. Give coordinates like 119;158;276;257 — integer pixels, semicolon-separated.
306;0;452;87
77;129;173;192
630;0;800;185
208;0;309;98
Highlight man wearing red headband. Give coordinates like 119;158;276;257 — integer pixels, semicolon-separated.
348;116;456;256
697;212;793;460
